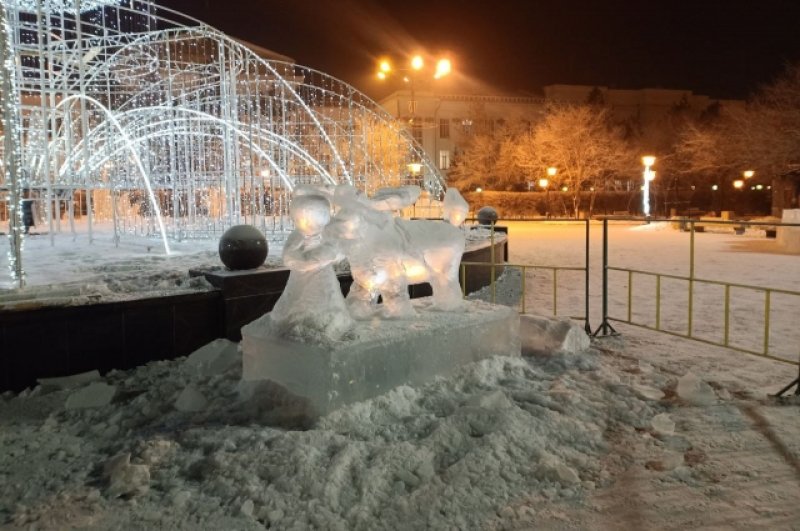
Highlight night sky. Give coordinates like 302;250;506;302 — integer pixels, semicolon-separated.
157;0;800;100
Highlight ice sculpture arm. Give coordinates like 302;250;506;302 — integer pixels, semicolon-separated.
282;231;344;272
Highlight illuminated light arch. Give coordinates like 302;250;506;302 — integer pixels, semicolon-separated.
0;0;446;286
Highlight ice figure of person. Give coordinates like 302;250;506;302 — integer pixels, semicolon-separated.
327;185;467;319
268;190;355;343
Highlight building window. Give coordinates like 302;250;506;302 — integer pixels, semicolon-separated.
439;118;450;139
412;123;423;145
439;150;450;170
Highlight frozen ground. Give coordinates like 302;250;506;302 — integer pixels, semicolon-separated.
0;220;799;529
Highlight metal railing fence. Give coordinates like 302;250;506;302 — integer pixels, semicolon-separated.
456;217;799;397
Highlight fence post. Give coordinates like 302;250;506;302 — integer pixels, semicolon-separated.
688;220;695;337
593;218;617;336
490;221;496;303
584;219;592;334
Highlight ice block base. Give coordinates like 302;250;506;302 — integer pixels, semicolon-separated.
241;298;520;417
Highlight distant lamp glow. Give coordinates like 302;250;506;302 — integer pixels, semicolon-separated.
743;170;755;179
547;166;557;177
476;187;483;193
538;178;549;189
376;71;387;80
410;55;424;70
756;184;763;190
434;58;452;79
260;168;270;178
711;184;719;191
733;179;744;189
641;155;656;216
379;59;392;73
561;185;568;192
407;162;422;175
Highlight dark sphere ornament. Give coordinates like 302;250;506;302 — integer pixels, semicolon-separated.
477;206;499;226
219;225;268;270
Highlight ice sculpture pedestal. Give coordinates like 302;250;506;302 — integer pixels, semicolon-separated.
241;298;520;417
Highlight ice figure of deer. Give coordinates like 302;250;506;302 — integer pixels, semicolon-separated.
327;185;469;319
266;190;355;343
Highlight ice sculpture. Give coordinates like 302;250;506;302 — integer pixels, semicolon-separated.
442;188;469;226
265;190;355;343
241;185;518;416
327;185;466;319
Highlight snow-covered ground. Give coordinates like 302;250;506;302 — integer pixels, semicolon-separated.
1;221;799;529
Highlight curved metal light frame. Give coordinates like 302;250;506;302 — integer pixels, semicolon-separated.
0;0;445;285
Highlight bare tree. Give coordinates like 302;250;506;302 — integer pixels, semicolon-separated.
516;104;633;217
450;116;533;192
676;62;800;215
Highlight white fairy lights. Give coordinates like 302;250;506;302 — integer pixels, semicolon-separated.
0;0;445;287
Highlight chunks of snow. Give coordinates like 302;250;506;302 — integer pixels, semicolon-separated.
519;315;590;356
65;382;117;410
633;384;665;401
676;372;717;406
174;385;208;412
183;338;240;377
104;452;150;498
536;452;581;485
651;413;676;435
240;499;255;517
37;370;101;390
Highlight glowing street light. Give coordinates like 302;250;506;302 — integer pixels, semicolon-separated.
434;58;452;79
407;162;423;185
642;155;656;217
743;170;755;179
733;179;744;189
375;53;453;120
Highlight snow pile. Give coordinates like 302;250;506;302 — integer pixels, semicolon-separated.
675;371;717;406
466;266;522;307
0;337;673;529
519;314;590;356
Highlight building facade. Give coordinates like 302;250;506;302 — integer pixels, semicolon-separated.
379;85;739;180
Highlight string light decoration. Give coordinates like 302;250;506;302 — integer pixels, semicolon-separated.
0;0;445;287
5;0;121;14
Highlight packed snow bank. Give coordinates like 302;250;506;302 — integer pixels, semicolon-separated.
0;335;656;529
2;328;799;529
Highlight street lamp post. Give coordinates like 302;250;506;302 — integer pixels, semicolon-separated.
538;178;549;218
642;156;656;217
542;167;557;218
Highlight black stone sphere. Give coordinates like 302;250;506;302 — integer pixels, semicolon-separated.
218;225;268;270
477;206;499;226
